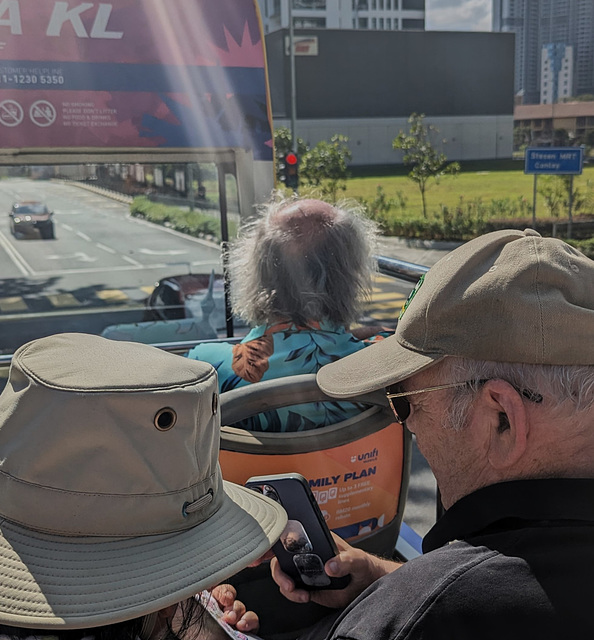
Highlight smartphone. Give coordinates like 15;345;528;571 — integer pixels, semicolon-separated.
245;473;351;591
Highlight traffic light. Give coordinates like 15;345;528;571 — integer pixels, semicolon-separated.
281;152;299;190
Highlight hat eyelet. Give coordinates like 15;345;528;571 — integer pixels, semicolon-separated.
183;489;214;517
154;407;177;431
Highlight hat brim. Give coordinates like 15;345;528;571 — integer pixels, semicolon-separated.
0;481;287;630
317;332;445;397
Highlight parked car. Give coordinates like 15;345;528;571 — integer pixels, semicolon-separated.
9;201;55;239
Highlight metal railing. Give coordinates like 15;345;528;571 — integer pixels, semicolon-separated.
375;254;429;283
0;254;427;365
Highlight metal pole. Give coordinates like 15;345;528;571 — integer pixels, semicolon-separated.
288;0;297;151
187;163;194;211
217;161;234;338
532;174;537;229
567;175;573;240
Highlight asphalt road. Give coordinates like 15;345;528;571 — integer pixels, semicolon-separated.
0;178;224;351
0;178;414;352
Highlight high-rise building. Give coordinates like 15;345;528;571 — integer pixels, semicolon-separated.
541;43;574;104
492;0;594;104
258;0;425;34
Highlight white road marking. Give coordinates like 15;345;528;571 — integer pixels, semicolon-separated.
122;255;142;266
96;243;116;254
46;252;97;263
62;224;73;232
0;230;36;276
137;248;187;256
76;231;91;242
37;262;170;276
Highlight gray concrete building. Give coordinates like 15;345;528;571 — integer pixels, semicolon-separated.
267;29;515;165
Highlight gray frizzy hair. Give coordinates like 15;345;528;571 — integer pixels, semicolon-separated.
227;196;379;327
436;357;594;430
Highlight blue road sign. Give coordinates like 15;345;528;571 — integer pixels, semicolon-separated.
524;147;584;175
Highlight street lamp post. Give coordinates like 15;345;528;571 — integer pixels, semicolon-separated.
288;0;297;152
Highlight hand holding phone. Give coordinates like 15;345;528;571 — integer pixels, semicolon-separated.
245;473;351;591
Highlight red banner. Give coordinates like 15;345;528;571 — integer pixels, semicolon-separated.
0;1;272;158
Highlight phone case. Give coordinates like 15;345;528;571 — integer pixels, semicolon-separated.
245;473;351;591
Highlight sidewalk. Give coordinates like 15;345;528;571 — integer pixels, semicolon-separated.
378;236;463;267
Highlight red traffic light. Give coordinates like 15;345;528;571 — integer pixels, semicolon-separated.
285;152;298;165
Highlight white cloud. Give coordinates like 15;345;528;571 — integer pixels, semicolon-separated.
426;0;492;32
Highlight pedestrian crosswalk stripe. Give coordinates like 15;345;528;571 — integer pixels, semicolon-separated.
47;293;82;308
370;292;407;302
368;309;404;320
372;275;396;284
0;297;27;312
96;289;129;303
366;302;405;310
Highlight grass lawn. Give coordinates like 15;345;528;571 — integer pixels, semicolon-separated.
342;163;594;219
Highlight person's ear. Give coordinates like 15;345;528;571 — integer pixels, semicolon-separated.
147;604;179;640
481;380;530;470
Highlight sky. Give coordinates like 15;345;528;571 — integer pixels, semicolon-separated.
425;0;492;32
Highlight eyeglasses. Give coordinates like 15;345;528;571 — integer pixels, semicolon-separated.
386;379;543;424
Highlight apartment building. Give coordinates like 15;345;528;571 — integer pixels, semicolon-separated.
493;0;594;104
541;43;574;104
259;0;425;34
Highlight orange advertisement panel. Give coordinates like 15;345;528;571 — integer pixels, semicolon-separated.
220;423;404;543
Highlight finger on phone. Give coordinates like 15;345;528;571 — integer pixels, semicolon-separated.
248;548;275;567
270;557;310;603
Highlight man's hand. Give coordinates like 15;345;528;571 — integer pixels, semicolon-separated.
270;533;402;609
210;584;260;633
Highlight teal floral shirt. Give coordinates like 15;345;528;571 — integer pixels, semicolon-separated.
186;320;389;432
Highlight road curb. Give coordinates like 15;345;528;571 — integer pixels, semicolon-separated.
56;180;134;205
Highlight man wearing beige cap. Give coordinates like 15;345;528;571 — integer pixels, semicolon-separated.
272;229;594;639
0;333;287;639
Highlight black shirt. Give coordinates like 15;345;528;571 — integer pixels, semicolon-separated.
324;478;594;639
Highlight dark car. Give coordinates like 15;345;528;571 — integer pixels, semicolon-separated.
9;201;55;239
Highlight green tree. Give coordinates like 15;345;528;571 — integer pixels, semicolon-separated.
538;176;565;218
513;125;532;151
553;128;570;146
393;113;460;218
273;127;309;185
560;175;585;215
300;134;352;202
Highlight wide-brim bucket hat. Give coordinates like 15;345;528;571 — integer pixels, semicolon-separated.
318;229;594;397
0;333;287;630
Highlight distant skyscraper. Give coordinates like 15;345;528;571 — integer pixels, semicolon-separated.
492;0;594;104
541;43;574;104
258;0;425;34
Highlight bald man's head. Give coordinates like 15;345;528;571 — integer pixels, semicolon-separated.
228;197;378;326
270;199;338;252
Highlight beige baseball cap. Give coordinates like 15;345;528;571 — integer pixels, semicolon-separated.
318;229;594;397
0;333;287;629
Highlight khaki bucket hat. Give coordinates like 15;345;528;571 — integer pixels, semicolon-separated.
0;333;287;630
318;229;594;397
